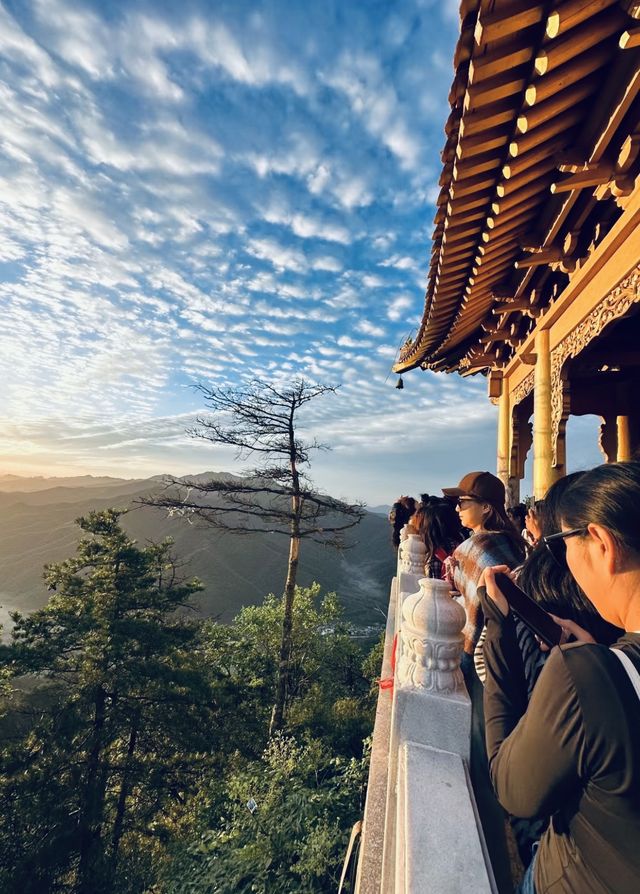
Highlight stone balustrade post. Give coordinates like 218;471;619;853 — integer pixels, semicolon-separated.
397;577;466;695
396;524;411;578
399;532;426;577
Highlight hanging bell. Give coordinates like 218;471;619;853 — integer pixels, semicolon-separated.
395;377;404;390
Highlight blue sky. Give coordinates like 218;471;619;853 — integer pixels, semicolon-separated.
0;0;603;504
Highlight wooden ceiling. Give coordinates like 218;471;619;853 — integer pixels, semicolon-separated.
394;0;640;375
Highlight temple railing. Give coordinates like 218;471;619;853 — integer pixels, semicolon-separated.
355;535;498;893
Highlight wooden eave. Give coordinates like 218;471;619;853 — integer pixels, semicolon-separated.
394;0;640;376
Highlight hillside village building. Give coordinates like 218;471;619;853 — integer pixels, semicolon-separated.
355;2;640;891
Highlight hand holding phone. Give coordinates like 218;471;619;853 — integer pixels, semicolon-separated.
493;572;563;647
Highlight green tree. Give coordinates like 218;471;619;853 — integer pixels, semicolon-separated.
199;583;374;758
163;734;367;894
0;510;218;894
161;585;376;894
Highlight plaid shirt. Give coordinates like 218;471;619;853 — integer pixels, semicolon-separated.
450;532;523;656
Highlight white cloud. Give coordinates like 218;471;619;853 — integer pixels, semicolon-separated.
356;319;386;338
311;255;343;272
387;294;414;321
362;274;384;288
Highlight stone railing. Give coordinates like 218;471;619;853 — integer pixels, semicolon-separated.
355;546;498;894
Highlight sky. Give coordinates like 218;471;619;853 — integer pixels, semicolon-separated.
0;0;603;505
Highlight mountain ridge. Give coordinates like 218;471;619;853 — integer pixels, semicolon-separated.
0;473;393;628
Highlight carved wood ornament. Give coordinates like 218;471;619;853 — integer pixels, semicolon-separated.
550;264;640;465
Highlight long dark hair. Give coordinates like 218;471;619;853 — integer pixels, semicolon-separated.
482;503;527;562
389;497;417;549
412;498;466;564
507;503;527;530
519;470;621;643
559;461;640;558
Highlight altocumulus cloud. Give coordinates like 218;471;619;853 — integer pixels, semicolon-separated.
0;0;498;502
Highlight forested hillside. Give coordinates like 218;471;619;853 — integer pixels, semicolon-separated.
0;511;379;893
0;474;392;626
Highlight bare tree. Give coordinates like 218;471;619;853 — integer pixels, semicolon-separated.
143;379;365;734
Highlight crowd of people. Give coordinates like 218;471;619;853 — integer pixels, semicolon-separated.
390;462;640;894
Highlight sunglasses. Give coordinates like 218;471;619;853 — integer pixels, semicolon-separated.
542;527;588;566
456;496;479;508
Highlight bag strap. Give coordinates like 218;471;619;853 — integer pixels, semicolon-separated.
610;648;640;702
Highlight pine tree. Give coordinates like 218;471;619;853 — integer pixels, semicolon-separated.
0;510;217;894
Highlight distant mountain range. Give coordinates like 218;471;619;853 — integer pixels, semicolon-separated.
0;474;394;629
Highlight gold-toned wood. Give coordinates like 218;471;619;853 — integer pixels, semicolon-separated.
509;106;583;156
533;328;555;499
617;416;632;460
550;162;614;192
534;13;625;75
459;99;517;137
525;44;611;106
503;135;571;177
475;2;545;45
516;74;598;133
497;159;556;195
516;246;563;268
469;36;533;83
545;0;618;39
457;125;511;160
465;68;529;106
617;133;640;171
620;27;640;48
497;386;511;490
491;179;549;212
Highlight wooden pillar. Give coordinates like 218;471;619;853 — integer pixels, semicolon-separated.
497;386;511;497
617;415;631;461
533;329;554;500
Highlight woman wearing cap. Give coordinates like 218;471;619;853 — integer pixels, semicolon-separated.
480;462;640;893
443;471;526;676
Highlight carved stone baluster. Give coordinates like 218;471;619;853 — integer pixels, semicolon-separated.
397;524;410;577
399;533;427;576
397;577;466;695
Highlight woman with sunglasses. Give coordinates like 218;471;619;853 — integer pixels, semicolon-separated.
517;473;622;694
480;462;640;894
442;471;526;675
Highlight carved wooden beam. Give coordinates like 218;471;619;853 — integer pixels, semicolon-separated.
509;106;583;157
475;3;545;44
459;99;516;137
468;37;532;83
545;0;618;39
619;26;640;48
503;135;569;178
464;67;529;107
457;126;511;161
550;162;615;192
515;246;563;268
479;329;512;344
517;75;598;134
534;13;625;75
524;44;610;106
493;299;542;318
617;133;640;171
496;159;556;195
491;180;548;213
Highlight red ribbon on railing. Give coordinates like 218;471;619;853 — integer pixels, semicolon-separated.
378;633;398;691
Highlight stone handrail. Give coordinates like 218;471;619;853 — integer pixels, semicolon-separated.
355;571;498;894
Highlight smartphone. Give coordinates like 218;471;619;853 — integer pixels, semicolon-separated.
493;572;563;647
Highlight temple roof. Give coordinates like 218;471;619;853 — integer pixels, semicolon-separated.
394;0;640;375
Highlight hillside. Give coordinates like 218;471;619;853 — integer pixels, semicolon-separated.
0;474;393;627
